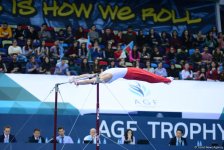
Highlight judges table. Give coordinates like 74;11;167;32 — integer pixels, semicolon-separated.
0;143;198;150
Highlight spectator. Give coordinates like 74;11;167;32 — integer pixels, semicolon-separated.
26;55;40;74
102;27;115;45
123;26;136;44
129;45;140;62
8;54;22;73
106;60;117;69
115;31;124;44
118;58;126;68
25;25;39;41
166;46;176;64
56;29;66;41
38;23;51;41
190;48;202;66
39;56;51;74
83;128;97;144
181;63;193;80
181;29;193;49
22;39;34;58
155;62;167;77
105;42;115;60
167;64;179;79
0;55;7;73
36;40;49;60
170;30;182;49
0;126;16;143
212;47;224;63
137;30;147;48
78;42;88;59
143;60;155;73
147;28;160;47
65;25;74;43
88;25;99;42
160;31;170;55
114;44;123;60
8;39;22;56
140;44;151;62
151;46;163;62
206;61;218;81
28;128;45;143
91;41;105;60
169;129;187;146
54;57;70;76
56;127;73;144
13;24;25;43
195;67;207;81
50;40;61;61
194;31;205;49
68;59;80;75
201;46;212;64
176;48;188;65
66;40;79;60
0;22;12;39
211;26;218;39
121;129;135;145
80;58;91;74
75;26;87;40
205;31;218;50
92;58;102;73
217;32;224;50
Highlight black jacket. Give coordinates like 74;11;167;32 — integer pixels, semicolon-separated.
28;135;45;143
169;137;187;146
0;134;17;143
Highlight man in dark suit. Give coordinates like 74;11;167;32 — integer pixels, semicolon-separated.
28;128;45;143
169;129;187;146
0;126;16;143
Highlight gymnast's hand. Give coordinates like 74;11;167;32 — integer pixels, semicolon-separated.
69;76;79;86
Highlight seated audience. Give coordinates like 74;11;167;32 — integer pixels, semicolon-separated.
26;55;40;74
169;129;187;146
0;55;7;73
83;128;97;144
181;63;193;80
0;126;16;143
8;54;22;73
28;128;45;143
121;129;135;145
54;57;70;76
0;22;12;39
154;62;167;77
56;127;73;144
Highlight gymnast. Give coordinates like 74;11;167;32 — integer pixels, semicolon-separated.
69;67;173;85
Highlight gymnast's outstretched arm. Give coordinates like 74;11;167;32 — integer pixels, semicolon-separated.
73;73;113;85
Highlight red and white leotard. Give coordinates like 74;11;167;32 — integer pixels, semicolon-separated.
101;67;171;83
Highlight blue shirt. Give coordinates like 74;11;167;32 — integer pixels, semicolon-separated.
56;135;73;144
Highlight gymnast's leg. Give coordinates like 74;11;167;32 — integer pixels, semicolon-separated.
125;68;172;83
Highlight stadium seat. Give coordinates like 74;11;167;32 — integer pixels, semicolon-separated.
189;49;195;55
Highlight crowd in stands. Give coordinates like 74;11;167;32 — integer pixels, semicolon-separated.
0;21;224;81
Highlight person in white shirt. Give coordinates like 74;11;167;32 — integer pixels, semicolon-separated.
121;129;135;144
8;39;22;55
8;39;27;62
181;63;193;80
56;127;73;144
143;60;155;73
83;128;97;144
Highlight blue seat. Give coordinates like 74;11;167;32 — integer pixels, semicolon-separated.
189;49;195;56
